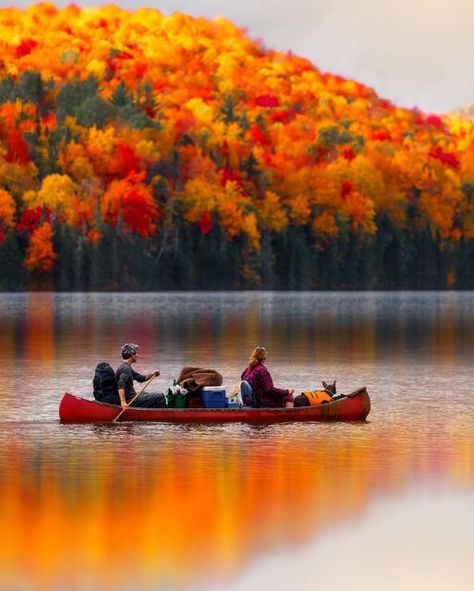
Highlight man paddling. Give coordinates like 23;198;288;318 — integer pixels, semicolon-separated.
116;343;165;408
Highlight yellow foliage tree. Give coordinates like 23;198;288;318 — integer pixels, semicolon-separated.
23;174;78;214
258;191;288;232
216;181;260;249
181;177;219;224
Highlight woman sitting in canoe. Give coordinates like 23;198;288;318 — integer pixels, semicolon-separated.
241;346;294;407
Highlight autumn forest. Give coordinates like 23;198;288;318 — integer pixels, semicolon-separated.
1;4;474;290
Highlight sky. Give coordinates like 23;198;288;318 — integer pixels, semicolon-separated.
4;0;474;113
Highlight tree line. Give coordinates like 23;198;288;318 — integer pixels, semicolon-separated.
1;5;474;290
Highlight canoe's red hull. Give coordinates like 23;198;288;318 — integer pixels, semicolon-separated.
58;388;370;424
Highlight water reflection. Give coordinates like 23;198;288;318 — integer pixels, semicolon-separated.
1;292;474;589
4;292;474;367
1;420;474;590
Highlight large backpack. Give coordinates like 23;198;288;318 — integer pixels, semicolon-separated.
93;362;119;401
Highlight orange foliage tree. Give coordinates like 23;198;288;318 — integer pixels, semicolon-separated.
24;222;57;272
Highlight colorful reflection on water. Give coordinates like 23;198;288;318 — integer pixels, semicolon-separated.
2;421;474;590
1;292;474;589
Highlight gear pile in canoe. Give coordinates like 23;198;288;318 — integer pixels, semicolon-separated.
58;387;370;424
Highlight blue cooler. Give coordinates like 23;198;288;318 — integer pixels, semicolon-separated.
201;386;228;408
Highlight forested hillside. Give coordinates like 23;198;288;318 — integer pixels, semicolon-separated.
1;3;474;290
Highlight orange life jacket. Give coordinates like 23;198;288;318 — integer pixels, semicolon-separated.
302;390;333;406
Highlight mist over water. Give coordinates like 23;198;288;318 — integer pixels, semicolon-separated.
1;291;474;589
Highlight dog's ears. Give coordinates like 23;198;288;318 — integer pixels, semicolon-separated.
322;380;336;393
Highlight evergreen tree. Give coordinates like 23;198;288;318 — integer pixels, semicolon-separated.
111;81;131;107
16;70;43;104
0;76;15;104
221;95;237;123
0;233;25;290
89;226;119;290
56;75;99;123
76;95;114;128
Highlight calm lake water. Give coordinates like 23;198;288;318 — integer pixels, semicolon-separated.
1;291;474;590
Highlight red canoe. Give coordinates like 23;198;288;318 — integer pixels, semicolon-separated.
58;387;370;424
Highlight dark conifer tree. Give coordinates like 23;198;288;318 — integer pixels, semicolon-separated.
0;233;25;290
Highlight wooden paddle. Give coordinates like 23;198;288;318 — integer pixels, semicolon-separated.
113;374;157;423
